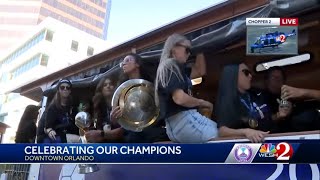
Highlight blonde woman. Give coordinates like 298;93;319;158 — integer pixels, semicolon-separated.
155;34;218;143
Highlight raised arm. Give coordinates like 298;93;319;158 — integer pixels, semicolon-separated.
172;89;212;109
282;85;320;101
190;53;206;79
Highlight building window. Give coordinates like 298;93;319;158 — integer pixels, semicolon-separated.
40;54;49;66
1;30;46;66
87;46;94;56
45;30;54;42
71;40;78;52
11;54;41;79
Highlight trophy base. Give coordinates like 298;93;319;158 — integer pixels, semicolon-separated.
78;164;99;174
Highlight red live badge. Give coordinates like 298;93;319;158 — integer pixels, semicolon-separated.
280;18;298;26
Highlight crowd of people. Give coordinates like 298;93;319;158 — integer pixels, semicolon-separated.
15;33;320;144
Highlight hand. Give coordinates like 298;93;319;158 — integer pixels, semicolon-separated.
281;85;304;100
47;128;57;141
79;129;85;136
199;99;213;110
84;130;104;143
110;106;123;123
243;129;269;143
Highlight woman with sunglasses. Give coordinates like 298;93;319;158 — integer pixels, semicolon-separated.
155;34;218;143
215;63;276;143
45;79;78;143
107;53;170;143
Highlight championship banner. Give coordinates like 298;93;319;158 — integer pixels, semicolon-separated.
0;141;319;164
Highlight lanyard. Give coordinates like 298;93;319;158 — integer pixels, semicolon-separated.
240;95;264;119
240;94;254;116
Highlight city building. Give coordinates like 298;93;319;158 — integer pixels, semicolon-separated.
0;0;111;56
0;17;107;143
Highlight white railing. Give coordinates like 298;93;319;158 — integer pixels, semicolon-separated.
209;130;320;143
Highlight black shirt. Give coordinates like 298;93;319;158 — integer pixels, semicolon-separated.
36;111;47;143
45;105;79;142
257;89;291;133
16;122;36;143
259;89;281;114
289;101;320;132
123;121;169;143
255;88;320;133
218;91;274;132
157;63;193;119
96;106;120;130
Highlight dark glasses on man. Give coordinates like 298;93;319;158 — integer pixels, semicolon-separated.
59;86;71;90
242;69;252;77
176;44;191;54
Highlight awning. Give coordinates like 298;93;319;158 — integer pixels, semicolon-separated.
10;0;320;101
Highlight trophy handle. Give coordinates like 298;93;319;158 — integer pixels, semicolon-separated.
79;129;87;143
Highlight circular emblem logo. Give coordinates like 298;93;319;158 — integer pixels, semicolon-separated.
234;145;253;163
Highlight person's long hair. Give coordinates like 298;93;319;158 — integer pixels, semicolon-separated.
215;64;248;127
154;34;188;105
15;105;39;143
49;89;72;110
155;34;187;90
92;76;117;130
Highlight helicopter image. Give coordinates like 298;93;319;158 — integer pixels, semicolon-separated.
250;28;296;53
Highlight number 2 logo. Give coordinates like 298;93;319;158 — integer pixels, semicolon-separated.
279;34;286;43
276;142;294;161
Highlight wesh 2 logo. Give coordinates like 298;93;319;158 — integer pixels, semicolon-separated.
259;142;294;160
259;143;277;157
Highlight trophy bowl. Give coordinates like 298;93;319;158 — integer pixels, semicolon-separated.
75;111;92;132
111;79;159;132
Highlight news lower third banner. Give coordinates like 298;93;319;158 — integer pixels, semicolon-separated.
0;141;319;163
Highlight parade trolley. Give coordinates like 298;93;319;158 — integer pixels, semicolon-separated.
3;0;319;179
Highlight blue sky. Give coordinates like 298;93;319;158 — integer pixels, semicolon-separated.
106;0;226;46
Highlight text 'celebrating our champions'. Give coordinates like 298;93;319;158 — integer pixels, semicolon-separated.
24;145;182;155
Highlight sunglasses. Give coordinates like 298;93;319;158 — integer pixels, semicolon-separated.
176;43;192;54
242;69;252;77
120;57;135;67
59;85;71;90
